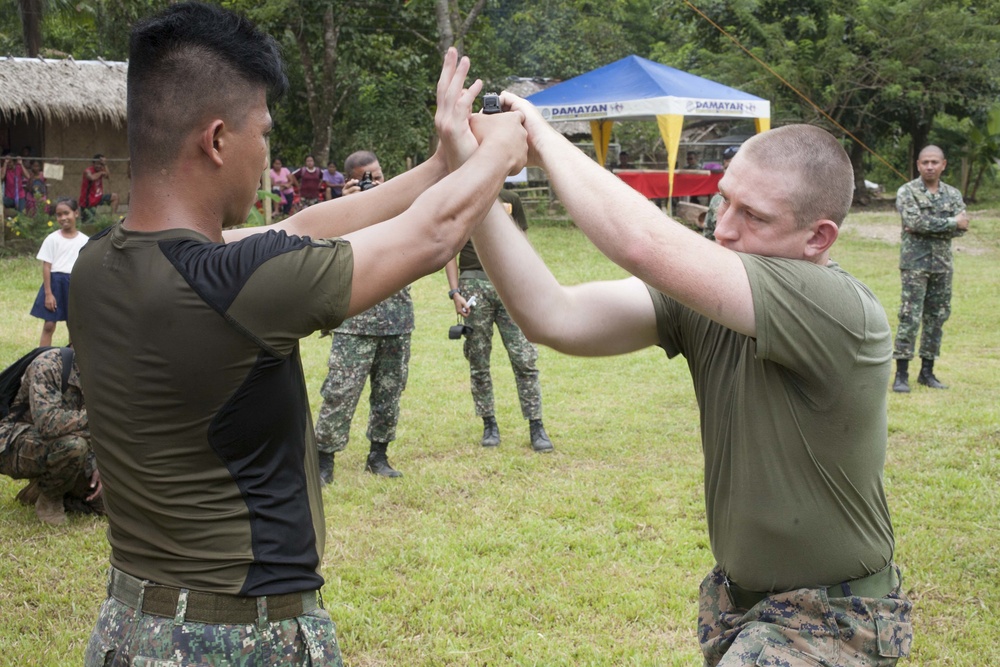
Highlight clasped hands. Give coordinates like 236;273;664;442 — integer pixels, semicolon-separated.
435;48;547;176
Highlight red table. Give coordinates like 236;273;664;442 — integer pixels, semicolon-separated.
615;169;722;198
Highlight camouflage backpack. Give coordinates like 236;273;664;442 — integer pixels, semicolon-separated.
0;347;74;420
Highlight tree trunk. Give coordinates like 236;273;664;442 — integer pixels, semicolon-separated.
849;138;870;205
293;2;347;164
19;0;44;57
435;0;488;57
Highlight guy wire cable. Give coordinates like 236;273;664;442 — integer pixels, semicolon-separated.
683;0;908;182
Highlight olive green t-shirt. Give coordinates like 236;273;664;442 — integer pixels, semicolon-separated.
69;225;352;595
649;254;894;592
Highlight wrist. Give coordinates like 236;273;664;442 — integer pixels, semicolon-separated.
448;288;461;299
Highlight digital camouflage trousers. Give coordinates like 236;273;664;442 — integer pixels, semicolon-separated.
893;269;952;360
0;428;90;495
315;332;410;452
459;276;542;420
698;565;912;666
85;594;343;666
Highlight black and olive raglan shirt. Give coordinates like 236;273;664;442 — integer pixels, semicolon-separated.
69;224;352;596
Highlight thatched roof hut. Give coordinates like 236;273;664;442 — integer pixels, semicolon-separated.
0;56;127;126
0;56;128;203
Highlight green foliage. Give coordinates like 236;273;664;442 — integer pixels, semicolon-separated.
244;189;282;227
4;0;1000;203
3;208;56;246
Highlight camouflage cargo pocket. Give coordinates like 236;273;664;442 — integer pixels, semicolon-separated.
754;644;825;666
875;616;912;658
297;609;344;667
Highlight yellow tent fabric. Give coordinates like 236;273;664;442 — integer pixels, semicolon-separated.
587;113;770;199
656;114;685;199
589;120;614;167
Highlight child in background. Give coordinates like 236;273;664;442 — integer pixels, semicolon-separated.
29;198;89;346
27;160;47;216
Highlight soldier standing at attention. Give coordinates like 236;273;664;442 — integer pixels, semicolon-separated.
891;145;969;393
314;151;411;482
444;188;553;452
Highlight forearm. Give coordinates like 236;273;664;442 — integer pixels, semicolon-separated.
898;198;960;235
533;130;753;335
471;202;658;356
342;146;513;316
445;258;460;291
227;152;450;243
536;131;694;272
42;263;53;295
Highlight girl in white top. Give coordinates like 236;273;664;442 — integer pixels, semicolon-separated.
29;198;90;346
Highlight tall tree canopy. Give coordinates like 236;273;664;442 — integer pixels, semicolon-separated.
2;0;997;191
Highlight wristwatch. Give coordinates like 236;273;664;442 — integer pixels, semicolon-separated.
448;288;461;299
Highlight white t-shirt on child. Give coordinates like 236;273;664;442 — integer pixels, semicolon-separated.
36;229;90;273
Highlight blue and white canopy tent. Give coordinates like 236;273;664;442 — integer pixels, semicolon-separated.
525;55;770;199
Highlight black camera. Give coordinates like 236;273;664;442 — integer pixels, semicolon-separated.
448;323;473;340
482;92;501;115
358;170;376;191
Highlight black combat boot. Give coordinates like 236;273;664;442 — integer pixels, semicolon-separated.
892;359;910;393
365;441;402;477
481;416;500;447
529;419;554;453
917;358;948;389
318;451;334;486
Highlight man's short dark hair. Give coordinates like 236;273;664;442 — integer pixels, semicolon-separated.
127;2;287;175
344;151;378;176
93;153;104;161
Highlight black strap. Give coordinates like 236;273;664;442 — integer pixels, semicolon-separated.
59;347;74;394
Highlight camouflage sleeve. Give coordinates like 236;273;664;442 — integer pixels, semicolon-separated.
896;184;960;237
25;356;89;439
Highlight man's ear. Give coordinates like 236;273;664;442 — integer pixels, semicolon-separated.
199;120;226;167
804;219;839;259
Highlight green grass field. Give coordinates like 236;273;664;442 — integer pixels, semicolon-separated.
0;209;997;665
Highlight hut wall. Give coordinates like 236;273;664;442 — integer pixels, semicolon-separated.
42;118;129;206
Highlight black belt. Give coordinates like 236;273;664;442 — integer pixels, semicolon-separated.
724;565;899;611
108;567;322;625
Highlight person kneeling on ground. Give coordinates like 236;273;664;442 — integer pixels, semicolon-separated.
0;347;102;525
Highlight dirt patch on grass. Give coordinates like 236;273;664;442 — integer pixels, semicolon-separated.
842;209;994;256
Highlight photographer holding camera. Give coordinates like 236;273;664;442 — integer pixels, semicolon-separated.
444;187;552;453
79;153;120;223
314;150;412;482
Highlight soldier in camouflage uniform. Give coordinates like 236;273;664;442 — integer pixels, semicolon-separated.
315;151;411;481
444;189;553;452
701;146;739;240
891;145;969;393
0;347;100;525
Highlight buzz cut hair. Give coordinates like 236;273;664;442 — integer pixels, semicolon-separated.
740;124;854;228
344;151;378;178
127;2;287;176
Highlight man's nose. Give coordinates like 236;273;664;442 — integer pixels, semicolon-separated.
713;206;737;241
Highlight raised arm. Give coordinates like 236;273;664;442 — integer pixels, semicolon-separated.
224;49;472;244
338;52;526;317
499;92;756;338
471;201;660;356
